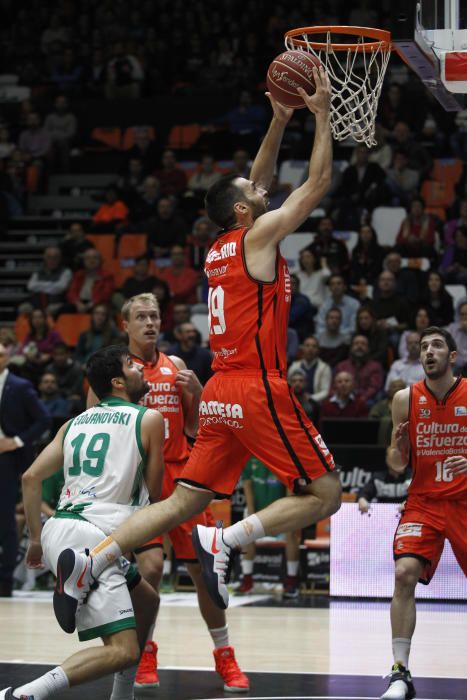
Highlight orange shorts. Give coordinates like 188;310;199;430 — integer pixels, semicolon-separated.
136;460;215;561
176;371;335;498
393;493;467;584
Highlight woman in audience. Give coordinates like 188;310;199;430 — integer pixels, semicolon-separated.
349;223;385;288
293;248;330;308
20;309;63;385
74;304;123;366
419;270;454;327
355;305;388;367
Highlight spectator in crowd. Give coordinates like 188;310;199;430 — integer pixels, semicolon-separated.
383;251;425;304
229;149;250;178
357;448;412;514
355;306;388;367
444;198;467;247
119;255;160;302
0;342;50;597
265;174;290;211
398;306;431;359
105;40;144;99
289;274;316;341
118;157;147;210
216;90;267;147
440;224;467;285
334;144;388;228
334;334;385;406
315;274;360;337
37;372;71;418
66;248;114;313
419;270;454;327
19;309;63;386
160;303;192;345
320;371;368;419
288;336;331;404
369;379;406;446
84;47;106;96
18;112;52;162
389;121;432;176
349;223;385;289
158;245;200;305
287;327;300;364
25;246;72;318
91;186;129;232
368;122;392;170
60;222;95;270
446;301;467;375
395;196;437;259
187;154;221;197
308;216;350;277
371;270;411;347
385;148;419;207
317;307;350;368
125;127;159;172
0;127;15;161
153;149;187;198
147;197;188;258
0;328;20;361
186;216;218;270
384;331;425;390
45;342;84;403
287;367;319;423
128;175;160;228
74;304;123;367
168;322;212;385
43;95;77;172
151;277;175;334
50;47;83;94
41;14;69;54
293;248;330;308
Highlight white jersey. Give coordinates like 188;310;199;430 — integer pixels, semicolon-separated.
55;396;149;534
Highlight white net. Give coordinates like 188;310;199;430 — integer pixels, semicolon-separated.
285;30;391;147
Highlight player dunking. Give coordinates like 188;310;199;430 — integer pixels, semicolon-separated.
381;327;467;700
52;66;341;626
1;346;164;700
93;292;248;692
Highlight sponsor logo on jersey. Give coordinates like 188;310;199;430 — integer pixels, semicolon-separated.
206;241;237;264
455;405;467;416
419;408;431;418
213;346;238;359
395;522;423;539
119;608;133;615
160;366;172;375
199;401;243;418
418;395;428;404
284;264;291;303
206;264;228;278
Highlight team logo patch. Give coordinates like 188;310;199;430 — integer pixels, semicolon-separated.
160;367;172;375
418;395;427;404
454;406;467;416
395;522;423;539
419;408;431;418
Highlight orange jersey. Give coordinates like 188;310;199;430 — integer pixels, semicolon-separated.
132;352;189;463
408;378;467;499
205;227;291;372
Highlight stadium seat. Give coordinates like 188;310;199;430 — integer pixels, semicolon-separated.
371;206;406;247
168;124;201;149
121;125;156;150
278;160;307;190
14;314;30;344
191;313;209;344
106;259;133;288
280;232;313;269
432;158;463;188
90;127;122;150
117;233;148;258
446;284;466;309
54;314;91;346
86;234;116;262
421;179;455;209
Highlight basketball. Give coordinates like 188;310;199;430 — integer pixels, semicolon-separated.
266;50;321;108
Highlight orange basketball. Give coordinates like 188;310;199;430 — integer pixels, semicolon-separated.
266;50;321;108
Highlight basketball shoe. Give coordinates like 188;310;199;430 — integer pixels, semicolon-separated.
238;574;253;594
53;548;96;633
282;575;299;599
192;521;233;609
0;689;15;699
135;641;159;688
213;646;249;692
380;663;416;699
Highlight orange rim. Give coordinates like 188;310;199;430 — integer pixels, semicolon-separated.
285;25;392;53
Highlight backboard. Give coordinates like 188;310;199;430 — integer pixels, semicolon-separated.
392;0;466;110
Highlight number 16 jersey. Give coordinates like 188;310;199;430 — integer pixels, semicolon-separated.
206;227;291;373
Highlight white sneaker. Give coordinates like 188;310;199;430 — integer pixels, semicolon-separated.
53;548;96;634
192;521;233;609
380;664;416;699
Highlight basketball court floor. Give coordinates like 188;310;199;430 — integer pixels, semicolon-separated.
0;591;465;699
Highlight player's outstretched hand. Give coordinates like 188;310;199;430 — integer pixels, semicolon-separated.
265;92;294;124
444;455;467;477
175;369;203;396
26;541;43;569
297;66;331;117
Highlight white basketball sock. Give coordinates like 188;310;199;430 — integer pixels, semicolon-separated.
287;560;299;577
110;665;138;700
223;514;265;548
209;624;229;649
90;537;123;578
392;637;411;668
241;559;254;575
14;666;69;699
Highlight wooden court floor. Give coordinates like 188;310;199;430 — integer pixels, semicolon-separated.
0;593;466;699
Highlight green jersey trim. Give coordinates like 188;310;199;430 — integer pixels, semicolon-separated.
135;406;147;462
78;617;136;642
62;418;75;446
53;510;87;522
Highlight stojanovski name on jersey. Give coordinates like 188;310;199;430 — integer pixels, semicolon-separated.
74;411;131;426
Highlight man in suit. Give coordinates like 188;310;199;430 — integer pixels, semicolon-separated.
0;343;50;596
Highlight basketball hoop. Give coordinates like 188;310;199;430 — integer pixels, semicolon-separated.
285;26;392;147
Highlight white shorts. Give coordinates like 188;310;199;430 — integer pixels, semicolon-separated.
42;516;136;642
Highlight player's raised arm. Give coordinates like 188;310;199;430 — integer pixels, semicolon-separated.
246;66;332;249
388;387;411;473
249;95;293;191
141;409;165;502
